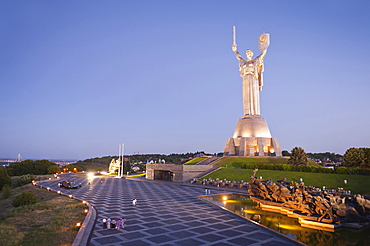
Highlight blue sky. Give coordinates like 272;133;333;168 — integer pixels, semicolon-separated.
1;1;370;160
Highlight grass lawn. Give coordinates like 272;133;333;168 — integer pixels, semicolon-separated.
0;183;87;246
203;168;370;196
213;157;319;168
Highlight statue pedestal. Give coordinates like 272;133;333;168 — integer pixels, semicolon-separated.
224;115;282;157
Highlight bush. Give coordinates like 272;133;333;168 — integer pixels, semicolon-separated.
17;174;35;187
12;191;38;207
334;166;347;174
2;184;12;198
317;167;333;174
0;168;11;189
245;163;257;169
357;168;370;175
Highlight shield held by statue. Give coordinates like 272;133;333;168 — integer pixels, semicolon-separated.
258;34;270;51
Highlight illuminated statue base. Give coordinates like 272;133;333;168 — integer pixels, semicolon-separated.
224;115;282;157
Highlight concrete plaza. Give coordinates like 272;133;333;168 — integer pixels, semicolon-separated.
42;174;303;246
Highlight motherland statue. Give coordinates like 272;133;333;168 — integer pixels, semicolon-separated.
232;28;270;116
224;27;281;157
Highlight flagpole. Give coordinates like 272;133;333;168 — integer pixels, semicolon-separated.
121;144;124;177
118;144;121;177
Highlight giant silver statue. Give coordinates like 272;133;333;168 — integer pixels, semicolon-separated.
232;28;270;116
224;28;281;157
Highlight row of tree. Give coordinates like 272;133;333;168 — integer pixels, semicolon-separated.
72;151;220;172
283;150;343;163
6;160;60;176
286;147;370;168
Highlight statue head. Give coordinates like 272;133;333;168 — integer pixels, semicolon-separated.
246;50;253;60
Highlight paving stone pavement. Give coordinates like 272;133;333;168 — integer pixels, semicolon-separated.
42;174;304;246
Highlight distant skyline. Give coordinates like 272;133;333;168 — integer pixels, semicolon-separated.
1;1;370;160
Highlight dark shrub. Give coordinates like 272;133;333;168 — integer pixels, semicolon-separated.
245;163;256;169
0;168;11;189
2;184;12;198
335;166;347;174
17;174;35;187
12;191;38;207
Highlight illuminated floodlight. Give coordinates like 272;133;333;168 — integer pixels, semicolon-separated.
87;172;94;178
76;222;81;227
222;196;228;201
69;195;73;199
57;191;61;194
100;171;107;175
84;209;88;213
82;200;86;204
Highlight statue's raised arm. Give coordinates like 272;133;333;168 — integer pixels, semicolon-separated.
256;34;270;90
258;34;270;52
232;45;244;62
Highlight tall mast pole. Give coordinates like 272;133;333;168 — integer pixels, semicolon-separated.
121;144;124;177
118;144;121;177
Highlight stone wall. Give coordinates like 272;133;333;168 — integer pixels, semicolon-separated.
146;164;213;182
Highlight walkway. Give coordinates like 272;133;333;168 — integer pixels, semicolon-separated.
42;175;304;246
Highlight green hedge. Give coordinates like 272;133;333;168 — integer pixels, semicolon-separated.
240;163;370;175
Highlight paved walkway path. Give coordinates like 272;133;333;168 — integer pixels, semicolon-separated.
43;175;303;246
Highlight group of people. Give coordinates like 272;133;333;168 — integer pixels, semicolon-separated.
102;217;126;230
100;199;136;230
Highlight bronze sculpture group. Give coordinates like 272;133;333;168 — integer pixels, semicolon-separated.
248;169;370;226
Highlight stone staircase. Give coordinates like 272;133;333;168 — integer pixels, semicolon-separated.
195;156;221;165
190;157;224;180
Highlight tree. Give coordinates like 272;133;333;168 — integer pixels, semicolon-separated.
123;160;131;174
343;148;365;167
48;165;61;174
65;164;77;172
0;168;11;189
287;147;308;166
8;159;57;176
282;150;290;156
360;148;370;168
306;152;343;163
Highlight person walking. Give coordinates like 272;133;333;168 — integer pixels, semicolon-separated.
106;217;111;230
116;218;121;230
102;217;107;229
111;218;116;230
133;198;137;206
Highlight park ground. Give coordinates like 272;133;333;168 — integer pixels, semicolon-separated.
0;181;86;246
